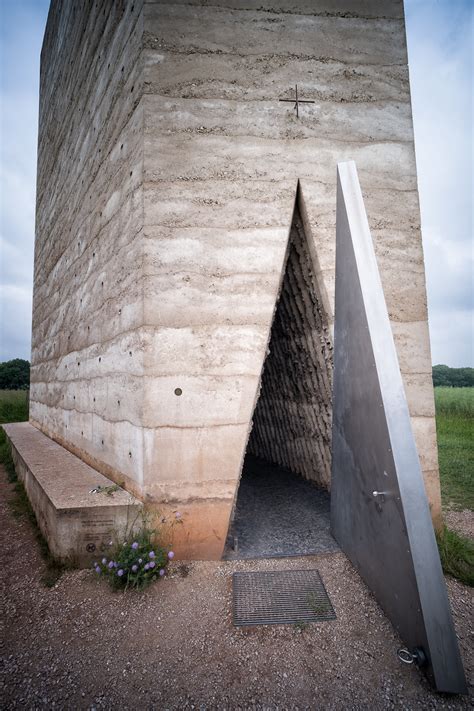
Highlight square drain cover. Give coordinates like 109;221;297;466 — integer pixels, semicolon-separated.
232;569;336;626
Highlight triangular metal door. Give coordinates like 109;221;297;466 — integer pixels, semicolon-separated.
330;161;467;694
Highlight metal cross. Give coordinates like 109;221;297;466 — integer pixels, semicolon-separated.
279;84;315;118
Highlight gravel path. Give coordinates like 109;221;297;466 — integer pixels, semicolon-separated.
1;465;472;710
444;509;474;540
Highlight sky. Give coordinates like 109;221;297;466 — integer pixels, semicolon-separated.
0;0;473;367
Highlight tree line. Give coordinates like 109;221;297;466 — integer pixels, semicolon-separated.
0;359;30;390
432;365;473;388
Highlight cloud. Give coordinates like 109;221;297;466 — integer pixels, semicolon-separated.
0;1;472;366
405;0;473;365
0;0;49;361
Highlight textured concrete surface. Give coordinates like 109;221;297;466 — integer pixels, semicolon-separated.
249;203;332;488
32;0;440;558
3;423;142;567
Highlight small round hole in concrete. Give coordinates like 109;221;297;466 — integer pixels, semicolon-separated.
174;388;183;396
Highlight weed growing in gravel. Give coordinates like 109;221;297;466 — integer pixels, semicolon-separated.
294;621;309;632
94;512;182;591
307;592;332;616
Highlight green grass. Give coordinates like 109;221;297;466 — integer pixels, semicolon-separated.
0;390;29;482
436;526;474;587
0;389;65;586
434;387;473;586
0;389;29;424
435;386;474;418
435;387;474;512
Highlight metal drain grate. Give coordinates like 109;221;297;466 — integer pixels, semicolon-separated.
232;569;336;626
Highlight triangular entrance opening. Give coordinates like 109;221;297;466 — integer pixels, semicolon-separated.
224;197;337;559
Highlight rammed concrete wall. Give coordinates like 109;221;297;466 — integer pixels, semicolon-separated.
32;0;441;559
32;0;146;497
248;205;333;488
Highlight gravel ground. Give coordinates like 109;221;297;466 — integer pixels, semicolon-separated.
224;455;338;559
0;465;472;710
444;510;474;540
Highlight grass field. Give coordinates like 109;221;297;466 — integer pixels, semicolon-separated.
434;387;473;586
0;390;28;472
435;387;474;512
0;389;28;425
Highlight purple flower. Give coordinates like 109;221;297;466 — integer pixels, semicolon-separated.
131;542;139;550
175;512;181;519
149;561;155;569
114;562;118;568
168;551;174;560
117;569;124;577
144;563;149;571
108;561;115;569
159;569;165;577
101;558;107;565
131;564;138;573
149;551;155;559
95;566;101;574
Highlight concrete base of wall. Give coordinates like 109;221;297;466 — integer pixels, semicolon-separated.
147;498;234;561
2;422;142;567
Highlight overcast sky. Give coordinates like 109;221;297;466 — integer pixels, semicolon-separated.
0;0;472;366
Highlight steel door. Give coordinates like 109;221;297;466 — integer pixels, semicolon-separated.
330;161;467;694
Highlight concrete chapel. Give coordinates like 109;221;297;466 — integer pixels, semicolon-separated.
29;0;440;560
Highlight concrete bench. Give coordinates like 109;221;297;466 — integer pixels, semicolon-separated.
2;422;142;567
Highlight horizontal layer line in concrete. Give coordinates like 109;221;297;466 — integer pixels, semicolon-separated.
29;405;250;431
145;2;404;22
143;45;406;68
144;128;414;147
143;91;412;108
141;179;418;194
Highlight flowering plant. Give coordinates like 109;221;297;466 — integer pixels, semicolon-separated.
93;512;181;590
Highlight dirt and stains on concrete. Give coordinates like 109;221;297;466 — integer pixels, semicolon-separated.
32;1;440;557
